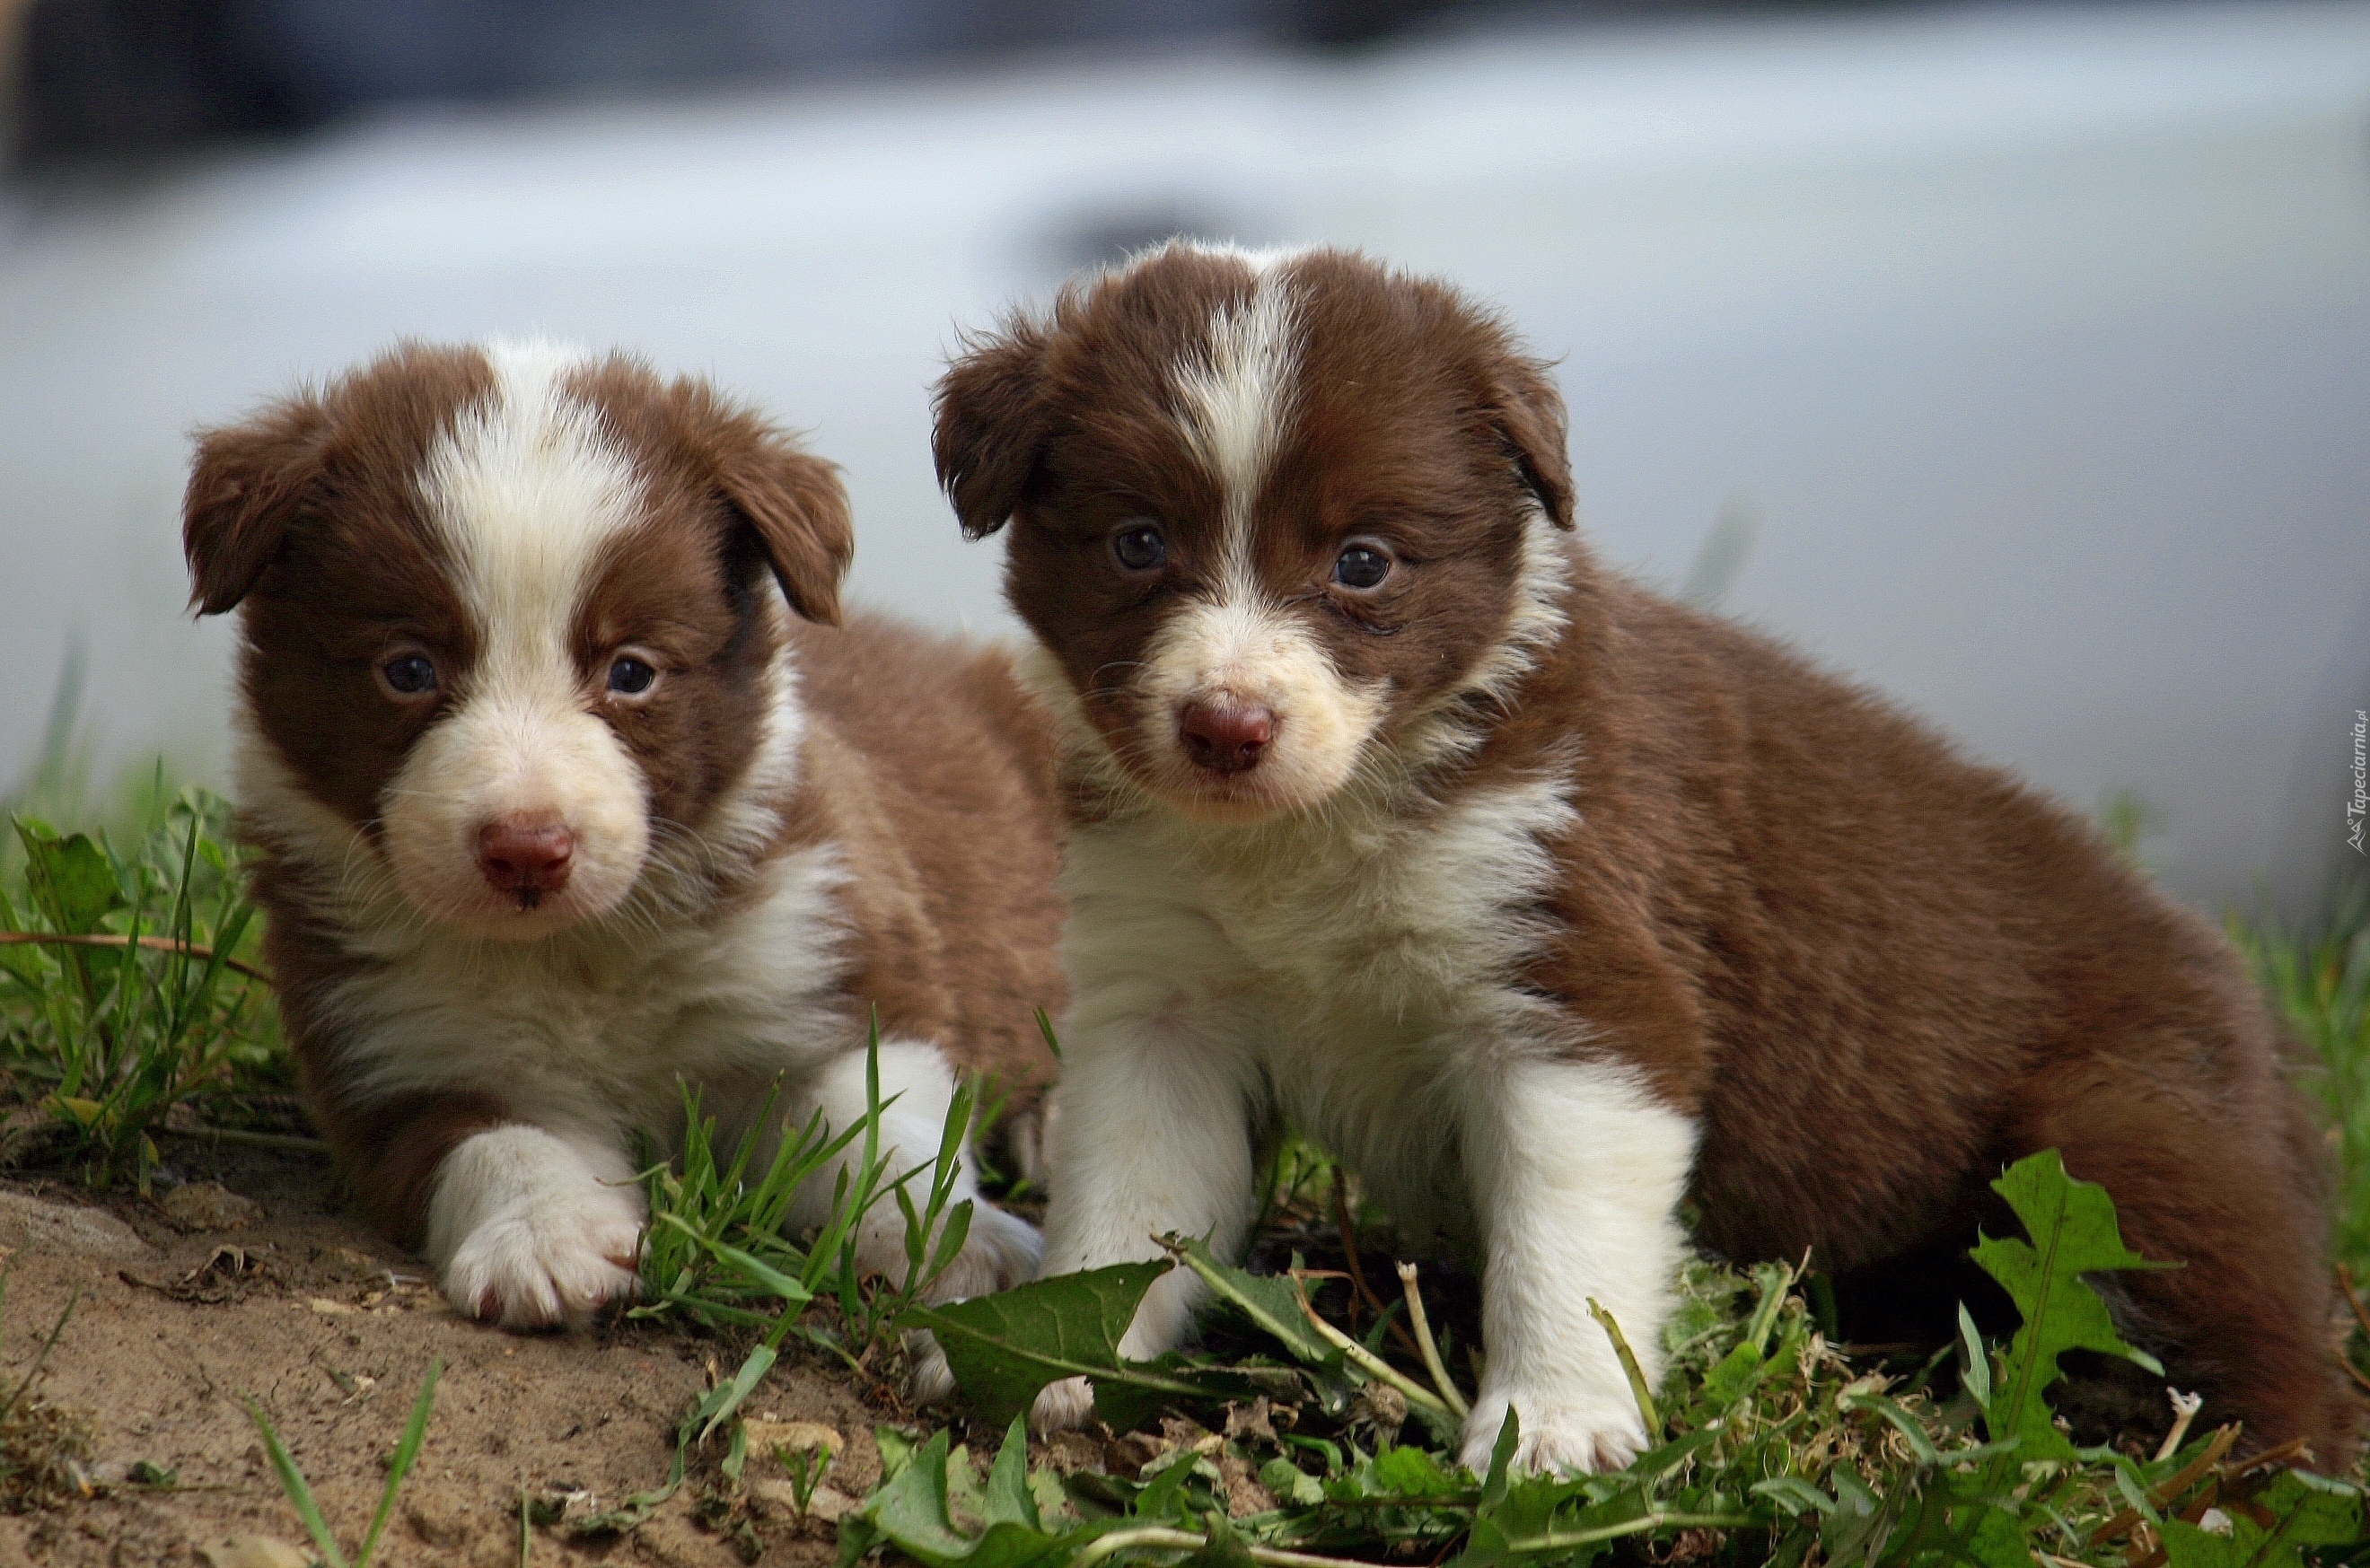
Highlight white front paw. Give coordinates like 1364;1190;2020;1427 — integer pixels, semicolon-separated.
442;1187;645;1331
1030;1374;1096;1434
1459;1386;1648;1476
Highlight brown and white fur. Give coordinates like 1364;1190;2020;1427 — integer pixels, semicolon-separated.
184;340;1061;1335
933;244;2359;1473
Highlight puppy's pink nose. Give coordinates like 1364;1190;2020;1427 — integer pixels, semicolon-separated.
1180;702;1275;775
477;817;574;905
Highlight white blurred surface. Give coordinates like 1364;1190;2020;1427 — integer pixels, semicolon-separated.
2;0;2366;912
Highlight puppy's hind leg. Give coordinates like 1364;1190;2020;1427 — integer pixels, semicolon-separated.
2011;1054;2357;1467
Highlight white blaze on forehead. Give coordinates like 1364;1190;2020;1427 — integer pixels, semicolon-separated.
420;339;645;661
386;339;654;937
1172;266;1300;597
1128;252;1391;819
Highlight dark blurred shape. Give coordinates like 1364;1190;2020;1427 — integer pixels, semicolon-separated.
1283;0;1466;48
7;0;1922;172
9;0;1255;171
11;1;328;166
256;0;1260;109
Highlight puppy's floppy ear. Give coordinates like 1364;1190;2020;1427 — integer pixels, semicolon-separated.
711;419;854;627
658;375;853;626
1481;351;1576;530
934;318;1052;539
182;397;332;615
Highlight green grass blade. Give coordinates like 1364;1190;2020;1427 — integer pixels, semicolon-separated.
355;1358;443;1567
654;1213;814;1309
244;1396;351;1568
699;1344;778;1442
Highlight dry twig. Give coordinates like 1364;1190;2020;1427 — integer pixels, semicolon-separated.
2153;1390;2203;1463
0;931;272;985
1287;1273;1454;1421
2086;1423;2240;1552
1395;1263;1470;1422
160;1123;329;1156
1330;1182;1419;1358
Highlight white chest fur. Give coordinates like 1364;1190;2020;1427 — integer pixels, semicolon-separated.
317;839;855;1143
1059;773;1580;1244
1044;768;1694;1476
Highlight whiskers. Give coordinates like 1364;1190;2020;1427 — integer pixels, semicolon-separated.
329;820;443;942
1083;659;1149;700
591;816;747;947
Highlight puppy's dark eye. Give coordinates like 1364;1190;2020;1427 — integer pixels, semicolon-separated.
381;654;436;696
608;656;657;696
1333;545;1391;591
1112;523;1166;572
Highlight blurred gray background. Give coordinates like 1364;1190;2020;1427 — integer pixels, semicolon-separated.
1;0;2366;917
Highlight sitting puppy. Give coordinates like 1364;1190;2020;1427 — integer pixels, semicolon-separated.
933;244;2357;1472
183;341;1060;1329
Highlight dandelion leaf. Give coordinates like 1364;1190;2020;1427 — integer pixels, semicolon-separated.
1971;1150;2169;1462
901;1260;1242;1432
1455;1476;1633;1568
0;885;46;983
981;1415;1041;1532
1960;1503;2037;1568
1162;1233;1331;1363
2160;1469;2363;1568
18;828;123;934
855;1428;1066;1568
1181;1508;1257;1568
1370;1445;1461;1497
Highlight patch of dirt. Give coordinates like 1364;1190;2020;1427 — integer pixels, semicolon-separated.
0;1143;897;1567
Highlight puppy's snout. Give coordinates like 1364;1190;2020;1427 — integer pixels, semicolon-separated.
477;816;575;906
1180;701;1275;775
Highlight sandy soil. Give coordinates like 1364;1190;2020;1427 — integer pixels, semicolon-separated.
0;1139;896;1568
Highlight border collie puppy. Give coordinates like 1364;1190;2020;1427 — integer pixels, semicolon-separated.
183;342;1059;1331
932;245;2357;1472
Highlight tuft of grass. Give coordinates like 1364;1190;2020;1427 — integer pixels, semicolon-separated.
633;1019;985;1370
0;1276;94;1514
2230;880;2370;1405
570;1026;989;1546
244;1359;443;1568
0;789;285;1188
2099;787;2160;871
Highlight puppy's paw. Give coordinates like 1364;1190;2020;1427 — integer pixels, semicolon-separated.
1030;1375;1096;1435
442;1187;644;1331
917;1200;1044;1304
906;1328;960;1406
1459;1388;1648;1477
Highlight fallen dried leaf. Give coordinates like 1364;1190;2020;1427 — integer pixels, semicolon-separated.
197;1537;311;1568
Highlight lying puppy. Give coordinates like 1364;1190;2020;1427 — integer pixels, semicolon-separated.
183;341;1060;1328
934;244;2357;1472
